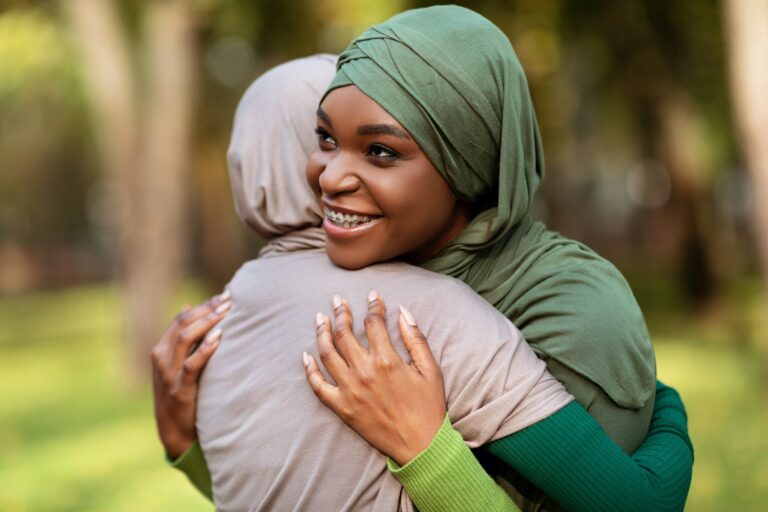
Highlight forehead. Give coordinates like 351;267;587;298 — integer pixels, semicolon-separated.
320;85;403;128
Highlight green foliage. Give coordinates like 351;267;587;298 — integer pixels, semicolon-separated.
0;8;91;246
0;283;766;511
0;8;80;106
0;284;212;512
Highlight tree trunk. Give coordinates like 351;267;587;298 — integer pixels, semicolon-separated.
723;0;768;286
64;0;195;380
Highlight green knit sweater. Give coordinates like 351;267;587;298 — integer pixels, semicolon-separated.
173;381;692;511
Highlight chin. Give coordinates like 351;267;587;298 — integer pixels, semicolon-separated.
325;245;373;270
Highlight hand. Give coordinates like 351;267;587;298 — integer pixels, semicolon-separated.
151;290;231;459
303;291;446;466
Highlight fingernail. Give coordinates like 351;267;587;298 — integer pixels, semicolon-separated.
316;312;324;327
205;327;223;345
332;294;343;309
215;301;231;315
220;289;231;301
302;351;310;368
399;305;416;327
368;290;379;303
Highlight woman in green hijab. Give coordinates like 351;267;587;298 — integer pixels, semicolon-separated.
302;4;690;510
163;6;692;511
314;5;653;448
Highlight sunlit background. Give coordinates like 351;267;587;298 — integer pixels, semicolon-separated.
1;0;766;510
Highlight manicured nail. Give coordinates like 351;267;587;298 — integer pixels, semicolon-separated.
302;351;310;368
215;301;231;315
316;312;325;327
205;327;222;345
399;305;416;327
220;289;231;301
332;294;343;309
368;290;379;303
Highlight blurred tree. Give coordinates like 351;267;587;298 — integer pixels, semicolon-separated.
63;0;195;379
723;0;768;304
561;0;726;307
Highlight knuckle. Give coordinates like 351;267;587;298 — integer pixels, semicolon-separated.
175;309;192;325
175;330;188;346
337;404;354;421
182;359;197;375
161;373;175;389
150;348;162;366
332;328;348;345
364;311;384;329
375;356;396;372
355;369;374;387
318;346;334;363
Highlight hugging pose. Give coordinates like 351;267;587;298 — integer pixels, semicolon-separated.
151;6;693;512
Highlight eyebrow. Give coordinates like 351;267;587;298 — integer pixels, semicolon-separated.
316;106;332;127
357;124;411;140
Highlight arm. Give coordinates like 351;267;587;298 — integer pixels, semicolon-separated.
395;381;691;512
151;292;230;501
170;441;213;501
304;295;692;512
484;380;692;512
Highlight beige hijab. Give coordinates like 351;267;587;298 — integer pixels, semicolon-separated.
227;53;335;250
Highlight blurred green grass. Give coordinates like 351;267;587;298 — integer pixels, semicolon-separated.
1;282;766;511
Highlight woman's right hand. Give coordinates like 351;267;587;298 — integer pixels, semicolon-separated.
151;291;231;459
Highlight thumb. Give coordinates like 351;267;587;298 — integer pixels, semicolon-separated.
398;305;439;377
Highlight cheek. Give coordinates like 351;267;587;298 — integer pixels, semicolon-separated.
377;164;457;240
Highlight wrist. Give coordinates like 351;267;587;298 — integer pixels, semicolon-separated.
392;415;447;466
163;433;196;460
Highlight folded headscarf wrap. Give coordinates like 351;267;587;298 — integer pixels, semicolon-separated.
326;5;655;408
227;53;336;254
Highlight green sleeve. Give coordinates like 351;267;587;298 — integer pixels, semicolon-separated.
388;415;520;512
170;441;213;502
486;380;693;512
390;381;692;512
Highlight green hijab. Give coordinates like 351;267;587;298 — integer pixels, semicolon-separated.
326;5;654;409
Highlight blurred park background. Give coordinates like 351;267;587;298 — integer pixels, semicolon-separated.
1;0;767;510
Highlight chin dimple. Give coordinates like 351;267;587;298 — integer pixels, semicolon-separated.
324;207;375;228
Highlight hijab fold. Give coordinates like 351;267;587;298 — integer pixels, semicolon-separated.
326;6;654;408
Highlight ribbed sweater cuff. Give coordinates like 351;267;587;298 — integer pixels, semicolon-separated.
388;415;519;512
170;441;213;501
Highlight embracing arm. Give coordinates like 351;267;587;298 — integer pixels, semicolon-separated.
394;381;692;512
151;293;231;502
305;294;693;512
170;441;213;500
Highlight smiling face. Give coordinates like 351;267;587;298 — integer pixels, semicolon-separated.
306;85;472;270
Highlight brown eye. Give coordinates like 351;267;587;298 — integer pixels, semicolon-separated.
368;144;399;160
314;127;336;149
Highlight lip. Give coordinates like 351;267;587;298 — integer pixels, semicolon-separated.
323;216;384;239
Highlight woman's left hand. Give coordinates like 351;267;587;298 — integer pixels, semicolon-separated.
303;291;447;466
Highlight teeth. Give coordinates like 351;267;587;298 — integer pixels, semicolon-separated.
324;207;375;228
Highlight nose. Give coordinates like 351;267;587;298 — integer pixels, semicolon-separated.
318;150;362;197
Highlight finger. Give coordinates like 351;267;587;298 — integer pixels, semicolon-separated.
172;300;231;370
398;305;439;377
180;327;222;387
331;294;365;365
364;290;401;362
303;352;343;410
172;290;230;329
315;312;349;382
